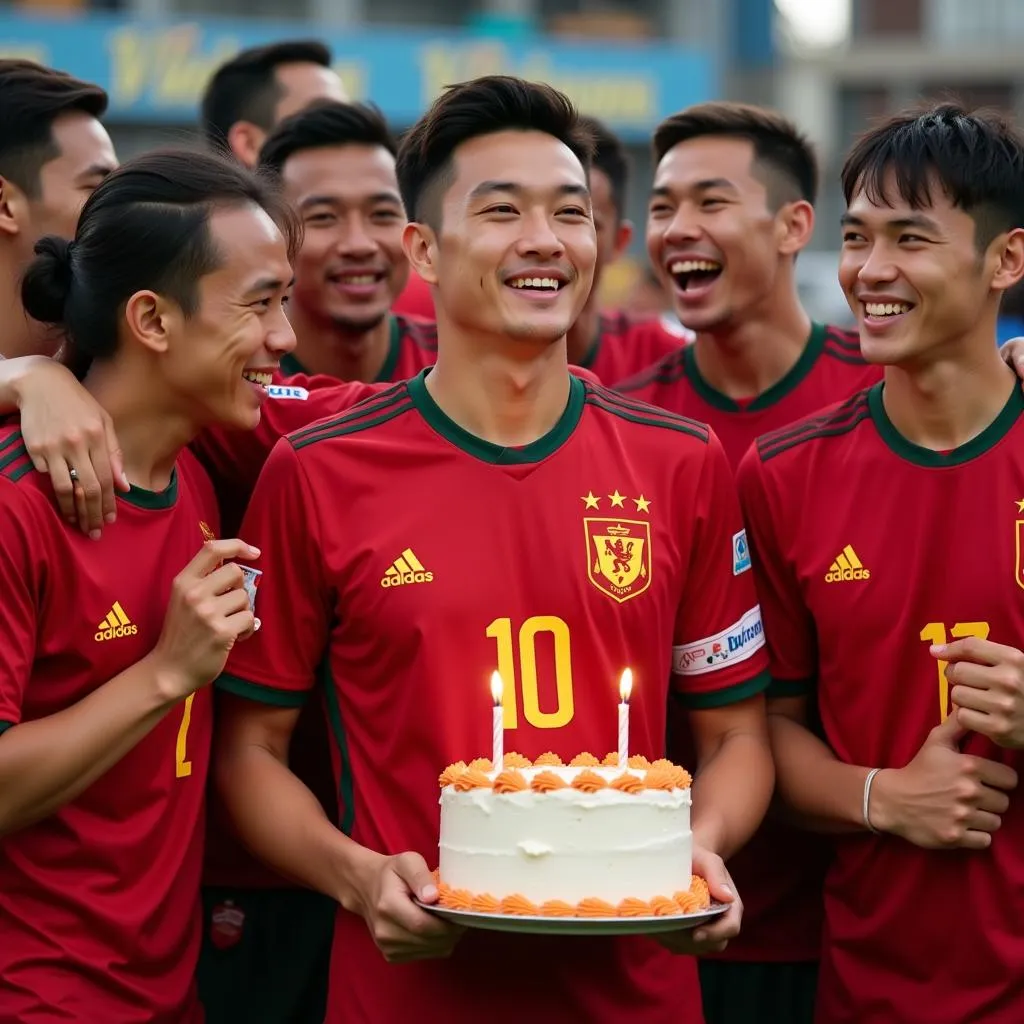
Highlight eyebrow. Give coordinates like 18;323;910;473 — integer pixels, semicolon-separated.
243;276;294;297
75;162;115;182
299;191;403;210
467;180;590;203
650;177;738;199
841;211;942;233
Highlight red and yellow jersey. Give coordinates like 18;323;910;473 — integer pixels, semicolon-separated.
0;425;215;1024
617;322;881;468
737;382;1024;1023
578;311;690;386
278;313;437;382
219;372;769;1024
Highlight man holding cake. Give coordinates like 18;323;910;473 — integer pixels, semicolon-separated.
213;75;774;1024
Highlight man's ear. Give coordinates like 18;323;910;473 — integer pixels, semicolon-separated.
403;222;439;287
226;121;267;170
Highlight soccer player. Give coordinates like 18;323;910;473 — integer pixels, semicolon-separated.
212;75;773;1024
200;40;346;169
257;100;437;383
0;148;295;1021
566;115;690;385
618;102;879;467
737;103;1024;1024
0;60;117;360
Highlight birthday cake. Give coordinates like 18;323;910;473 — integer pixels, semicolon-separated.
436;752;710;917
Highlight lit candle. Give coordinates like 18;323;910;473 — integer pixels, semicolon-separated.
618;669;633;767
490;671;504;769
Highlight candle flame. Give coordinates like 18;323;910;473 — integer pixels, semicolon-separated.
490;670;504;705
619;668;633;702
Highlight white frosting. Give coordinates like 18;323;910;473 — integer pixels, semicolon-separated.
438;765;692;906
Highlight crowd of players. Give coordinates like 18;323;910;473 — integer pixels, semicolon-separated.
0;37;1022;1024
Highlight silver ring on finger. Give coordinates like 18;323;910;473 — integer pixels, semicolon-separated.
68;467;80;484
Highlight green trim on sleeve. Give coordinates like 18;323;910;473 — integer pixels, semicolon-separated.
215;673;309;708
675;669;771;710
0;721;13;735
766;677;816;699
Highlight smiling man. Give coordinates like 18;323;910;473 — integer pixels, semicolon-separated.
0;60;117;360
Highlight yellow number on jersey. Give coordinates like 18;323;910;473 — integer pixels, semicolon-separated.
919;621;990;721
175;692;196;778
486;616;575;729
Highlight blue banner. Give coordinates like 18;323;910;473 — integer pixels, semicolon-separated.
0;13;717;139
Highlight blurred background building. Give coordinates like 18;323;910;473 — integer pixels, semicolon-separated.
0;0;1017;322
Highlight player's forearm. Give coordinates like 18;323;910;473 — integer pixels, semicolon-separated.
769;713;871;834
691;731;774;860
0;653;182;835
0;355;49;413
214;744;373;908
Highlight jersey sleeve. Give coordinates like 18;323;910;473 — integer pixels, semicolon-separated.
735;443;818;698
671;431;770;708
0;484;41;730
215;439;332;707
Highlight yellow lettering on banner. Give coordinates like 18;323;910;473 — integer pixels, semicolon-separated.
0;44;50;64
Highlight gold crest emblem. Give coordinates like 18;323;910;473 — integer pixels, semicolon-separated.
584;518;652;603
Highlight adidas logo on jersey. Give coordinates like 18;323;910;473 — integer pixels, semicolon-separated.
95;601;138;641
825;545;871;583
381;548;434;588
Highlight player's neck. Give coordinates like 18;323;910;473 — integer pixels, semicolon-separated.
82;359;194;492
426;329;572;449
692;289;811;400
289;304;392;382
0;260;54;360
565;297;601;366
882;340;1016;453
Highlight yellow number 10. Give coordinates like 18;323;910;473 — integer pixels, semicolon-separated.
919;621;990;721
175;693;196;778
486;616;575;730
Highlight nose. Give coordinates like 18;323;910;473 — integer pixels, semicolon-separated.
515;208;565;260
856;241;899;288
661;203;702;248
266;303;297;357
336;212;379;259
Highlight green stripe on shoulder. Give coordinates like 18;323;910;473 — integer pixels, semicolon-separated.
674;670;771;710
757;390;871;462
291;395;415;451
215;673;309;707
288;383;409;444
0;436;33;482
586;386;710;443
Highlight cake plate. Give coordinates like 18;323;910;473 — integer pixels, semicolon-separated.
414;900;728;936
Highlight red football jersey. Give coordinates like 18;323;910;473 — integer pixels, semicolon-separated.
279;313;437;382
738;382;1024;1023
219;372;769;1024
617;321;880;963
617;322;881;468
0;426;215;1024
577;311;690;386
392;273;435;320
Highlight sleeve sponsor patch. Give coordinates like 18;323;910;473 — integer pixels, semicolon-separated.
267;385;309;401
672;605;765;676
732;529;751;575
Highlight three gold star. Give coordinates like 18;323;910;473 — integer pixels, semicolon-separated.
582;492;600;509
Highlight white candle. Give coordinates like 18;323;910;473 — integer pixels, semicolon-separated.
490;671;504;769
618;668;633;767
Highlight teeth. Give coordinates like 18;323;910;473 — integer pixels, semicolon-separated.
669;260;722;274
337;274;377;285
865;302;912;317
242;370;273;388
509;277;560;290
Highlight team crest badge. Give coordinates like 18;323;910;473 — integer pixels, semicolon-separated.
584;518;652;604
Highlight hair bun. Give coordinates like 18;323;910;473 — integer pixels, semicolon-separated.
21;235;75;326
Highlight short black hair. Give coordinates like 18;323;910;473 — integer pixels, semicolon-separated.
21;149;300;378
258;100;397;177
396;75;594;228
578;115;630;222
653;101;818;208
200;40;332;151
0;59;108;199
841;102;1024;249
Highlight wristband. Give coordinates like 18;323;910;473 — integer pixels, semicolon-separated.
862;768;882;834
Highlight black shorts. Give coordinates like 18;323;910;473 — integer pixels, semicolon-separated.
699;959;818;1024
197;885;336;1024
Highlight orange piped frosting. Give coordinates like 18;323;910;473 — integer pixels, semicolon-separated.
467;757;493;773
540;900;577;917
642;764;677;791
571;769;607;793
689;875;711;908
617;897;652;918
609;772;644;794
569;752;600;767
531;770;568;792
602;752;621;767
492;768;529;793
576;898;618;918
533;751;563;767
438;761;468;787
441;888;474;911
453;767;492;791
502;751;531;769
500;894;539;916
627;754;651;769
650;895;681;917
651;758;675;772
671;766;693;790
471;893;501;913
